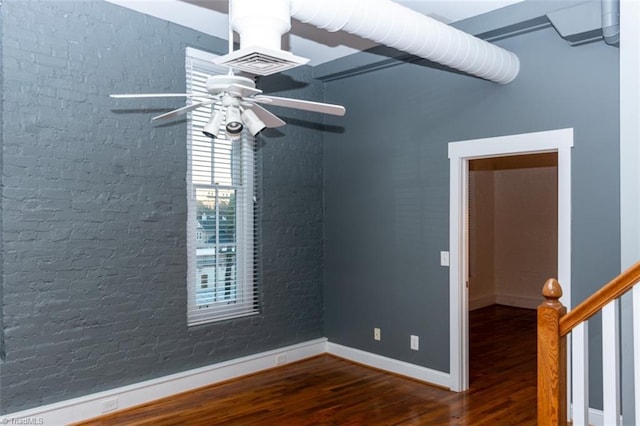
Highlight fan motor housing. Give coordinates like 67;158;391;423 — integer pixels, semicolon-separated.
206;75;255;95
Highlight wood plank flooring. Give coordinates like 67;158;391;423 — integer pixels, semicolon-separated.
76;305;537;425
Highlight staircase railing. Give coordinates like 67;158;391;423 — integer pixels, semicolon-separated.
537;261;640;426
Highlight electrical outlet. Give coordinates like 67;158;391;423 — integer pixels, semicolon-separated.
374;328;381;341
410;335;419;351
275;353;287;365
102;398;118;413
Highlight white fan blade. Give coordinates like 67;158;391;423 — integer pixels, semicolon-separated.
110;93;194;99
227;84;262;98
253;95;345;116
247;104;286;128
151;100;214;121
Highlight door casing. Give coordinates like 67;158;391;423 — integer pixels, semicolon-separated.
448;128;573;391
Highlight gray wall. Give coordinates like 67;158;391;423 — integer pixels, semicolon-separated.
322;23;620;403
0;0;4;360
0;0;323;413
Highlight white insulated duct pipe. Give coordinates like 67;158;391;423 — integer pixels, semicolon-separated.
601;0;620;45
289;0;520;84
232;0;291;51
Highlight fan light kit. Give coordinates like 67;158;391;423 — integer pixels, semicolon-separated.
202;111;225;138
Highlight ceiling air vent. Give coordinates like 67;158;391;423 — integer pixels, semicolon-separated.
213;46;310;76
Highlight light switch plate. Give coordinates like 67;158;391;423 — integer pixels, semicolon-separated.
440;251;450;266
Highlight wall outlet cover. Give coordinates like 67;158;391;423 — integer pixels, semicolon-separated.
102;398;119;413
410;335;419;351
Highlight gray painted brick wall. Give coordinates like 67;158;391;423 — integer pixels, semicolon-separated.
0;0;323;414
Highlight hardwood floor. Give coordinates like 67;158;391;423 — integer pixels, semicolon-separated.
76;305;536;425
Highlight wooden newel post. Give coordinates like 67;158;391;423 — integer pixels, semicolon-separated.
538;278;567;426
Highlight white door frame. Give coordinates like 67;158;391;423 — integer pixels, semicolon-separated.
448;128;573;391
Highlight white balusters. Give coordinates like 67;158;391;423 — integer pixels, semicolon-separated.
602;300;621;426
634;287;640;424
571;322;589;426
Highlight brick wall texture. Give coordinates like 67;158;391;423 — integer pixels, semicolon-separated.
0;0;324;413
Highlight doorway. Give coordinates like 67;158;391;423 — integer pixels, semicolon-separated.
468;153;558;311
468;153;558;387
447;128;573;392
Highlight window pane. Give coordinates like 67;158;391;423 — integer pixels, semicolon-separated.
196;254;216;306
194;186;238;308
195;187;237;250
217;246;237;301
195;249;237;307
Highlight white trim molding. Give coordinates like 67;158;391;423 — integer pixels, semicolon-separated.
326;343;451;388
0;339;327;426
620;0;640;272
494;294;542;310
571;406;621;426
0;339;453;425
469;294;497;311
448;128;573;392
5;335;617;425
619;3;640;422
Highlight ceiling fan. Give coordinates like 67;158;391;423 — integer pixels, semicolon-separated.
110;1;346;140
110;74;345;139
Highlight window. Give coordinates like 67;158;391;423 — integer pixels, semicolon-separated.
186;47;258;325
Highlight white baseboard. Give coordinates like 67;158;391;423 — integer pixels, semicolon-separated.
588;407;603;426
495;294;541;310
9;338;604;425
469;294;542;311
469;294;497;311
581;407;623;426
0;338;327;426
326;342;451;389
568;406;612;426
0;339;451;424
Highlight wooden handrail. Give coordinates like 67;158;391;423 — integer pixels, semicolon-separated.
560;260;640;337
537;260;640;426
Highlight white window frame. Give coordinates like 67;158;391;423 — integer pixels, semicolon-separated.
186;47;257;326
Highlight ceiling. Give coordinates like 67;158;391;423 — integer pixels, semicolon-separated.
106;0;524;65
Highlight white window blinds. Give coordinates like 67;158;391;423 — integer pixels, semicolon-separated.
186;47;258;326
